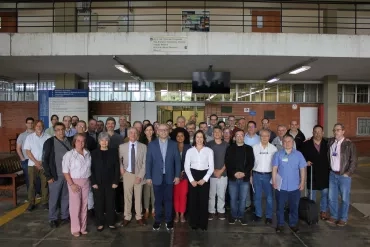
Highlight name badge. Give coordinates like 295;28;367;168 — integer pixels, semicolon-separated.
282;157;288;162
332;152;337;157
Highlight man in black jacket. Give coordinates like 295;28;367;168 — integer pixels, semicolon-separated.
43;122;72;228
288;120;306;151
301;125;330;220
225;130;255;225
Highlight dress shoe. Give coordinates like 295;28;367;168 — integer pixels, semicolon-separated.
136;219;146;226
144;212;149;220
60;218;70;225
337;220;347;227
49;220;58;228
97;226;104;232
120;220;130;227
320;211;328;220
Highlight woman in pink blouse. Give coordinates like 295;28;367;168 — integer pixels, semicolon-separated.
62;133;92;237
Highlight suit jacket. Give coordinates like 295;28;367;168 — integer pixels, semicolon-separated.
301;139;330;190
146;138;181;186
119;141;147;181
90;148;120;186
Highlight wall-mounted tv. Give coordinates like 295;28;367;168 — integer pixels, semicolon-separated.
192;72;231;94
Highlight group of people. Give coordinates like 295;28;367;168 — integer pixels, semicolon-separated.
16;113;357;236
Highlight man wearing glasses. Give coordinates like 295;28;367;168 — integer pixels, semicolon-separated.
326;123;357;227
251;129;277;224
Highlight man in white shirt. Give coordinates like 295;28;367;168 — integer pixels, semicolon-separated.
24;120;51;211
251;129;277;224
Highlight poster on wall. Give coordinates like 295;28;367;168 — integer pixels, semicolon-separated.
39;89;89;129
181;11;210;32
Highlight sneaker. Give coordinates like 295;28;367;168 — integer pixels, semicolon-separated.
326;217;337;225
228;217;236;225
27;204;35;212
265;218;273;225
208;213;216;220
337;220;347;227
289;225;300;233
35;194;41;199
42;203;49;210
153;222;161;231
218;213;226;220
276;226;284;233
240;218;248;226
253;215;262;222
166;221;174;231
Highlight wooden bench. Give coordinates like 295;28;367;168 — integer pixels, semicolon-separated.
0;155;25;206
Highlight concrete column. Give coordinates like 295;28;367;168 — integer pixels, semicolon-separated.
54;2;77;32
323;75;338;137
55;74;79;89
323;9;337;34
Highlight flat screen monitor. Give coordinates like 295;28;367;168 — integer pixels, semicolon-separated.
192;72;231;94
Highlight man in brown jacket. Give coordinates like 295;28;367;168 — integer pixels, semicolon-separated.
326;123;357;227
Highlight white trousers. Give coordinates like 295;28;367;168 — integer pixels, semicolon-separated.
208;176;228;214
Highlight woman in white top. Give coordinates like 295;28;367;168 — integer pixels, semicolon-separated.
62;133;91;237
184;130;214;231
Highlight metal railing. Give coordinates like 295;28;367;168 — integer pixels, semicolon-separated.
0;1;369;34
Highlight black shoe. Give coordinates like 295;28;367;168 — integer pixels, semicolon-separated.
49;220;58;228
265;218;273;225
201;228;207;231
228;217;236;225
60;218;70;225
27;204;35;212
153;222;161;231
191;226;198;231
42;203;49;210
240;218;248;226
88;209;95;216
245;206;252;212
276;226;284;233
253;215;262;222
166;221;174;231
290;226;300;233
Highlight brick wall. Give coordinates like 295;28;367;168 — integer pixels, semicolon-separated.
0;102;38;152
205;103;319;134
89;102;131;116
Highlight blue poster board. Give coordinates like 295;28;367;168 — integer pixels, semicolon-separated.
38;89;89;129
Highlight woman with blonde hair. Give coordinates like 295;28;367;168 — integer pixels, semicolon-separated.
62;133;91;237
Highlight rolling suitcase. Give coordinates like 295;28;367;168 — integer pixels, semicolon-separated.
298;165;319;225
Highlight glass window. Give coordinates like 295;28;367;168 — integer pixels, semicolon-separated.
265;85;277;102
224;84;236;102
14;83;24;92
305;84;317;102
25;83;36;92
128;82;140;91
293;84;304;102
343;85;355;103
318;84;323;103
114;82;126;91
338;84;343;103
357;85;368;103
357;118;370;135
278;84;291;102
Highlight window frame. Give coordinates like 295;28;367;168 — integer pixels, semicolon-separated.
357;117;370;136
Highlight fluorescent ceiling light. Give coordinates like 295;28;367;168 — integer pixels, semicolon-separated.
289;66;311;75
115;65;131;74
267;77;279;83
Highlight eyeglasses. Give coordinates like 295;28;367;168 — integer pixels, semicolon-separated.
333;129;343;132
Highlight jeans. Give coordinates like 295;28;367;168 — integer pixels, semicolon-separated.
208;176;228;214
276;189;300;227
328;171;351;222
308;188;329;213
229;179;249;219
253;172;273;219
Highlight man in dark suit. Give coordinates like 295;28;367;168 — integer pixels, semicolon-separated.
301;125;330;220
146;124;181;231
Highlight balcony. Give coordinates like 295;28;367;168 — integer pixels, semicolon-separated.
0;0;369;35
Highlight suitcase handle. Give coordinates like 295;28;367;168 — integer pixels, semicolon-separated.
305;163;313;200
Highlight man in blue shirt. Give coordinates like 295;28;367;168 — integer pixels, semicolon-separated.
272;134;306;233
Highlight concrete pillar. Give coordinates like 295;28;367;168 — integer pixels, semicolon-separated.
55;74;80;89
323;9;337;34
323;75;338;137
54;2;77;32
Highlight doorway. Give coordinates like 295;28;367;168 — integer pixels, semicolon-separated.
300;107;318;138
252;10;281;33
0;12;17;33
157;105;205;125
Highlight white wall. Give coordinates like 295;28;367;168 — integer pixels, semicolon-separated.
3;32;370;58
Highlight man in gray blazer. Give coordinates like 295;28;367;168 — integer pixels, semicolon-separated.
119;127;147;226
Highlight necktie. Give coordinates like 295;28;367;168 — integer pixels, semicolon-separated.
131;144;135;174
